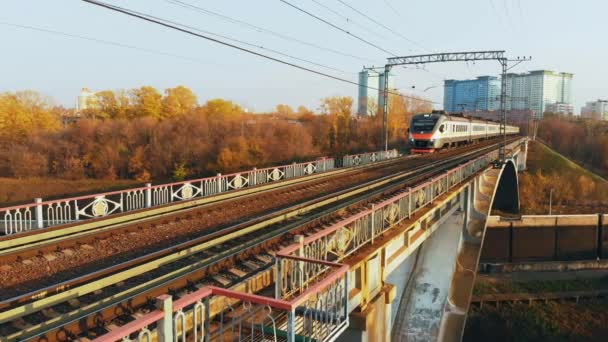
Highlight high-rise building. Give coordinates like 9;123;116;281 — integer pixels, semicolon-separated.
545;102;574;116
581;100;608;120
443;76;501;113
505;70;573;118
357;70;395;117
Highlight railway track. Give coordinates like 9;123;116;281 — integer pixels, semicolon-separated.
0;139;515;341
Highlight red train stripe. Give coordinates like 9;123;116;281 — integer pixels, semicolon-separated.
411;133;433;139
411;148;435;153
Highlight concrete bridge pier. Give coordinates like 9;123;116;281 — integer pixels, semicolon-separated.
339;285;397;342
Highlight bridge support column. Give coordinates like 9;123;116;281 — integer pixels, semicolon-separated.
338;285;396;342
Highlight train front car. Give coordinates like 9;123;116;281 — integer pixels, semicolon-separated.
408;113;444;153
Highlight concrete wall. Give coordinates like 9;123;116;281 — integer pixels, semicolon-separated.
481;215;605;262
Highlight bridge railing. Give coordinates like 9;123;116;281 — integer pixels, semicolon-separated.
1;149;399;236
92;257;348;342
278;148;502;266
341;149;399;168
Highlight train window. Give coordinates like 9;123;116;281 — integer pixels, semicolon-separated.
439;124;445;133
411;116;438;132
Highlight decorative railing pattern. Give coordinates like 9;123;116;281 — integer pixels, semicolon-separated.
93;256;349;342
1;149;399;235
277;147;506;267
87;140;523;342
342;149;399;168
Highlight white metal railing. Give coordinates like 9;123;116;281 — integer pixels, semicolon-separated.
1;149;398;235
276;140;528;267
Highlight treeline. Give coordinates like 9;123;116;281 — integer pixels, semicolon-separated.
519;171;607;214
538;115;608;177
0;87;431;182
518;142;608;215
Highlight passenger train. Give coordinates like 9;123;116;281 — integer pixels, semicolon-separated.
408;111;520;153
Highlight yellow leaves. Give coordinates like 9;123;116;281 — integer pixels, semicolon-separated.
320;96;353;117
0;90;59;141
276;104;295;117
201;99;243;120
130;86;163;119
162;86;198;118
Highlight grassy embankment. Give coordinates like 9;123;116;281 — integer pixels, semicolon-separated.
519;141;608;214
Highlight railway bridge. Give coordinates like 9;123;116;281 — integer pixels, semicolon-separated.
0;137;528;342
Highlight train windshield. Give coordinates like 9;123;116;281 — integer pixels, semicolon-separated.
411;116;438;132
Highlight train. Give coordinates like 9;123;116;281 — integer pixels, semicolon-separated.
408;111;520;153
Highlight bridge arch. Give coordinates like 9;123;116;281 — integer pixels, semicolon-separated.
491;159;520;215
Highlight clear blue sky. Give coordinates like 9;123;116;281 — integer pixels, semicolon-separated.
1;0;606;112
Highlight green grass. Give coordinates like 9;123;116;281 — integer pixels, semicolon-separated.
528;142;607;183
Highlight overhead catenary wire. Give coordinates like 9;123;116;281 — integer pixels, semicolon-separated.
332;0;431;53
382;0;405;19
0;21;228;67
81;0;438;105
307;0;386;39
165;0;377;63
502;0;517;32
278;0;399;57
90;1;351;74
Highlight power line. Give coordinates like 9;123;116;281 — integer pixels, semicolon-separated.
517;0;525;26
165;0;377;63
488;0;504;27
502;0;517;32
333;0;430;52
307;0;386;39
81;0;438;105
0;21;227;67
103;2;351;74
278;0;398;57
382;0;405;19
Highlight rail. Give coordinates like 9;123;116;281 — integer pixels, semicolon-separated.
1;149;398;235
93;256;349;342
29;139;524;342
276;146;504;269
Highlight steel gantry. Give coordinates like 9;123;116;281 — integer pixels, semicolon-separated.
381;50;531;162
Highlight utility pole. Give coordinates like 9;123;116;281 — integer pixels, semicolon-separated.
381;51;531;162
382;64;390;152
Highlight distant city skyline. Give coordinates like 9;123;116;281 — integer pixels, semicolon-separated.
1;1;607;112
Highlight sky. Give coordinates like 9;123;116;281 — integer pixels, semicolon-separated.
1;0;606;113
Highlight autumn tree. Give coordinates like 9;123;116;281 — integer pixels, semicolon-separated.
202;98;243;120
88;90;119;119
320;96;353;152
275;104;295;117
0;91;59;141
162;86;198;118
297;105;315;122
130;86;162;119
